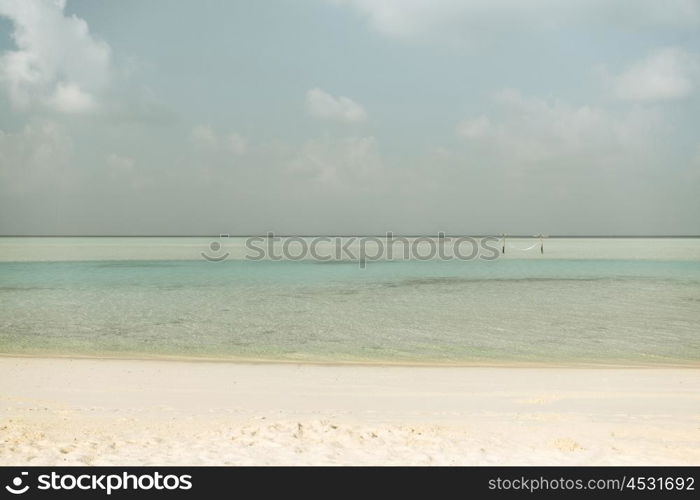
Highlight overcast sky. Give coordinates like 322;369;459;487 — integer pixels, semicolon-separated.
0;0;699;235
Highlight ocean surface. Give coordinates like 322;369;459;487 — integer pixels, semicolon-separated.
1;237;699;365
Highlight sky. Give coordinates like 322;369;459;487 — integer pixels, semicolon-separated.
0;0;699;236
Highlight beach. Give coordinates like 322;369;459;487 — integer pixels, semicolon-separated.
2;0;699;472
1;237;699;465
1;356;698;465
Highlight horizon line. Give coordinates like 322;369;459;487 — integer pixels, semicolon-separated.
1;234;699;239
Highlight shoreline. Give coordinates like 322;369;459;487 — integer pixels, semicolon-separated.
1;352;699;369
1;356;698;465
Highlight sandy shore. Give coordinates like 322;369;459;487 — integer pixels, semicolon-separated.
0;357;698;465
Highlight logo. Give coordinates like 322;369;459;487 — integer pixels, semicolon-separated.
5;472;29;495
201;234;230;262
4;471;193;495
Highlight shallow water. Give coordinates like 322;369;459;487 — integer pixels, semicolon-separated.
0;237;699;365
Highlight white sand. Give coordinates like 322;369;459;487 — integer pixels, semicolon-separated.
0;357;698;465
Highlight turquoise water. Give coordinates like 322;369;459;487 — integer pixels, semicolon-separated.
1;238;699;365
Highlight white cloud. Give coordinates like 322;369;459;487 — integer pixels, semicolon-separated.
106;153;149;190
107;153;135;172
289;136;382;187
448;89;691;232
0;121;75;193
305;88;367;123
456;89;663;168
334;0;700;42
608;48;697;102
226;133;248;155
47;82;97;113
456;115;491;140
189;125;248;155
190;125;219;148
0;0;111;113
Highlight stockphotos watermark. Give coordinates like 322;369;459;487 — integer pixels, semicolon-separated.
3;470;192;495
201;232;503;267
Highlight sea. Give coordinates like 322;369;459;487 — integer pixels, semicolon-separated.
0;237;698;365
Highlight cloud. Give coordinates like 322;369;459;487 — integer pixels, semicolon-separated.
226;133;248;155
456;88;663;169
448;89;699;233
0;121;75;194
107;153;135;172
47;82;97;113
289;136;382;187
190;124;219;148
607;47;697;102
334;0;700;42
106;153;150;190
0;0;111;113
456;115;491;140
305;88;367;123
189;125;248;155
